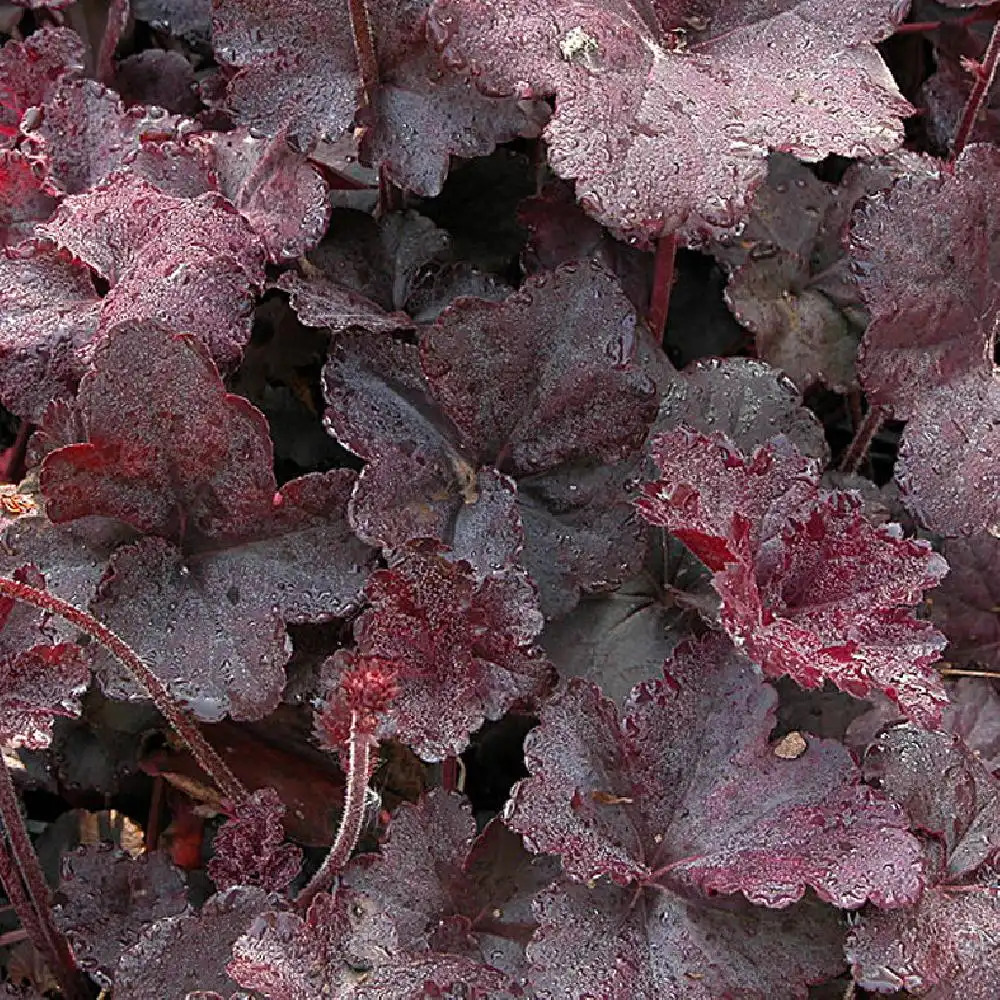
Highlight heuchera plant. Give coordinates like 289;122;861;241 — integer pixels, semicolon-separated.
0;0;998;996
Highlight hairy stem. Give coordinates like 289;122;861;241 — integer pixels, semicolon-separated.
953;16;1000;157
0;765;86;1000
0;576;246;806
296;712;372;910
839;404;884;474
647;232;678;345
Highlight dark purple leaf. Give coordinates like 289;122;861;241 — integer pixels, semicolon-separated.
212;0;360;149
229;887;512;999
21;79;196;196
428;0;911;241
847;885;1000;999
506;634;924;908
36;172;265;367
527;879;844;1000
344;789;556;977
113;50;201;115
864;722;1000;880
113;886;272;1000
40;320;277;544
518;180;652;313
895;373;1000;536
361;0;546;196
303;209;452;315
851;147;1000;421
203;129;330;262
90;470;373;721
53;845;188;987
0;249;101;420
931;533;1000;671
0;564;90;749
652;357;830;462
323;263;657;614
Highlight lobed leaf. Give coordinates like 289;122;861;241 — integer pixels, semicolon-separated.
428;0;911;241
505;635;924;908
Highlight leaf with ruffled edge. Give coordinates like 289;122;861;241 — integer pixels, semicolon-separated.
207;787;303;893
38;321;374;721
850;145;1000;536
0;28;84;141
343;790;558;980
229;886;513;999
324;539;553;760
53;846;188;988
428;0;911;242
112;886;272;1000
36;172;264;369
637;428;950;726
506;634;923;908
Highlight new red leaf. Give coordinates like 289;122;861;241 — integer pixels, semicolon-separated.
337;540;553;760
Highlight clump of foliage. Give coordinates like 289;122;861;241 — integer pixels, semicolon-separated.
0;0;997;996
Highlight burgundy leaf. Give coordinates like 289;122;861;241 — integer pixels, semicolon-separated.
422;261;655;473
0;249;100;420
203;130;330;262
428;0;910;241
229;887;512;999
719;494;950;726
323;263;657;614
864;723;1000;880
113;886;272;1000
0;150;57;245
847;885;1000;999
895;373;1000;536
505;636;923;908
361;0;546;196
350;454;523;575
37;172;265;367
713;154;870;391
852;145;1000;420
0;28;84;140
275;270;413;336
53;845;188;987
336;540;553;760
212;0;360;149
208;787;303;893
0;641;89;750
527;879;844;1000
40;320;277;544
638;429;950;724
20;79;196;196
638;427;822;572
344;789;556;975
90;471;373;722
